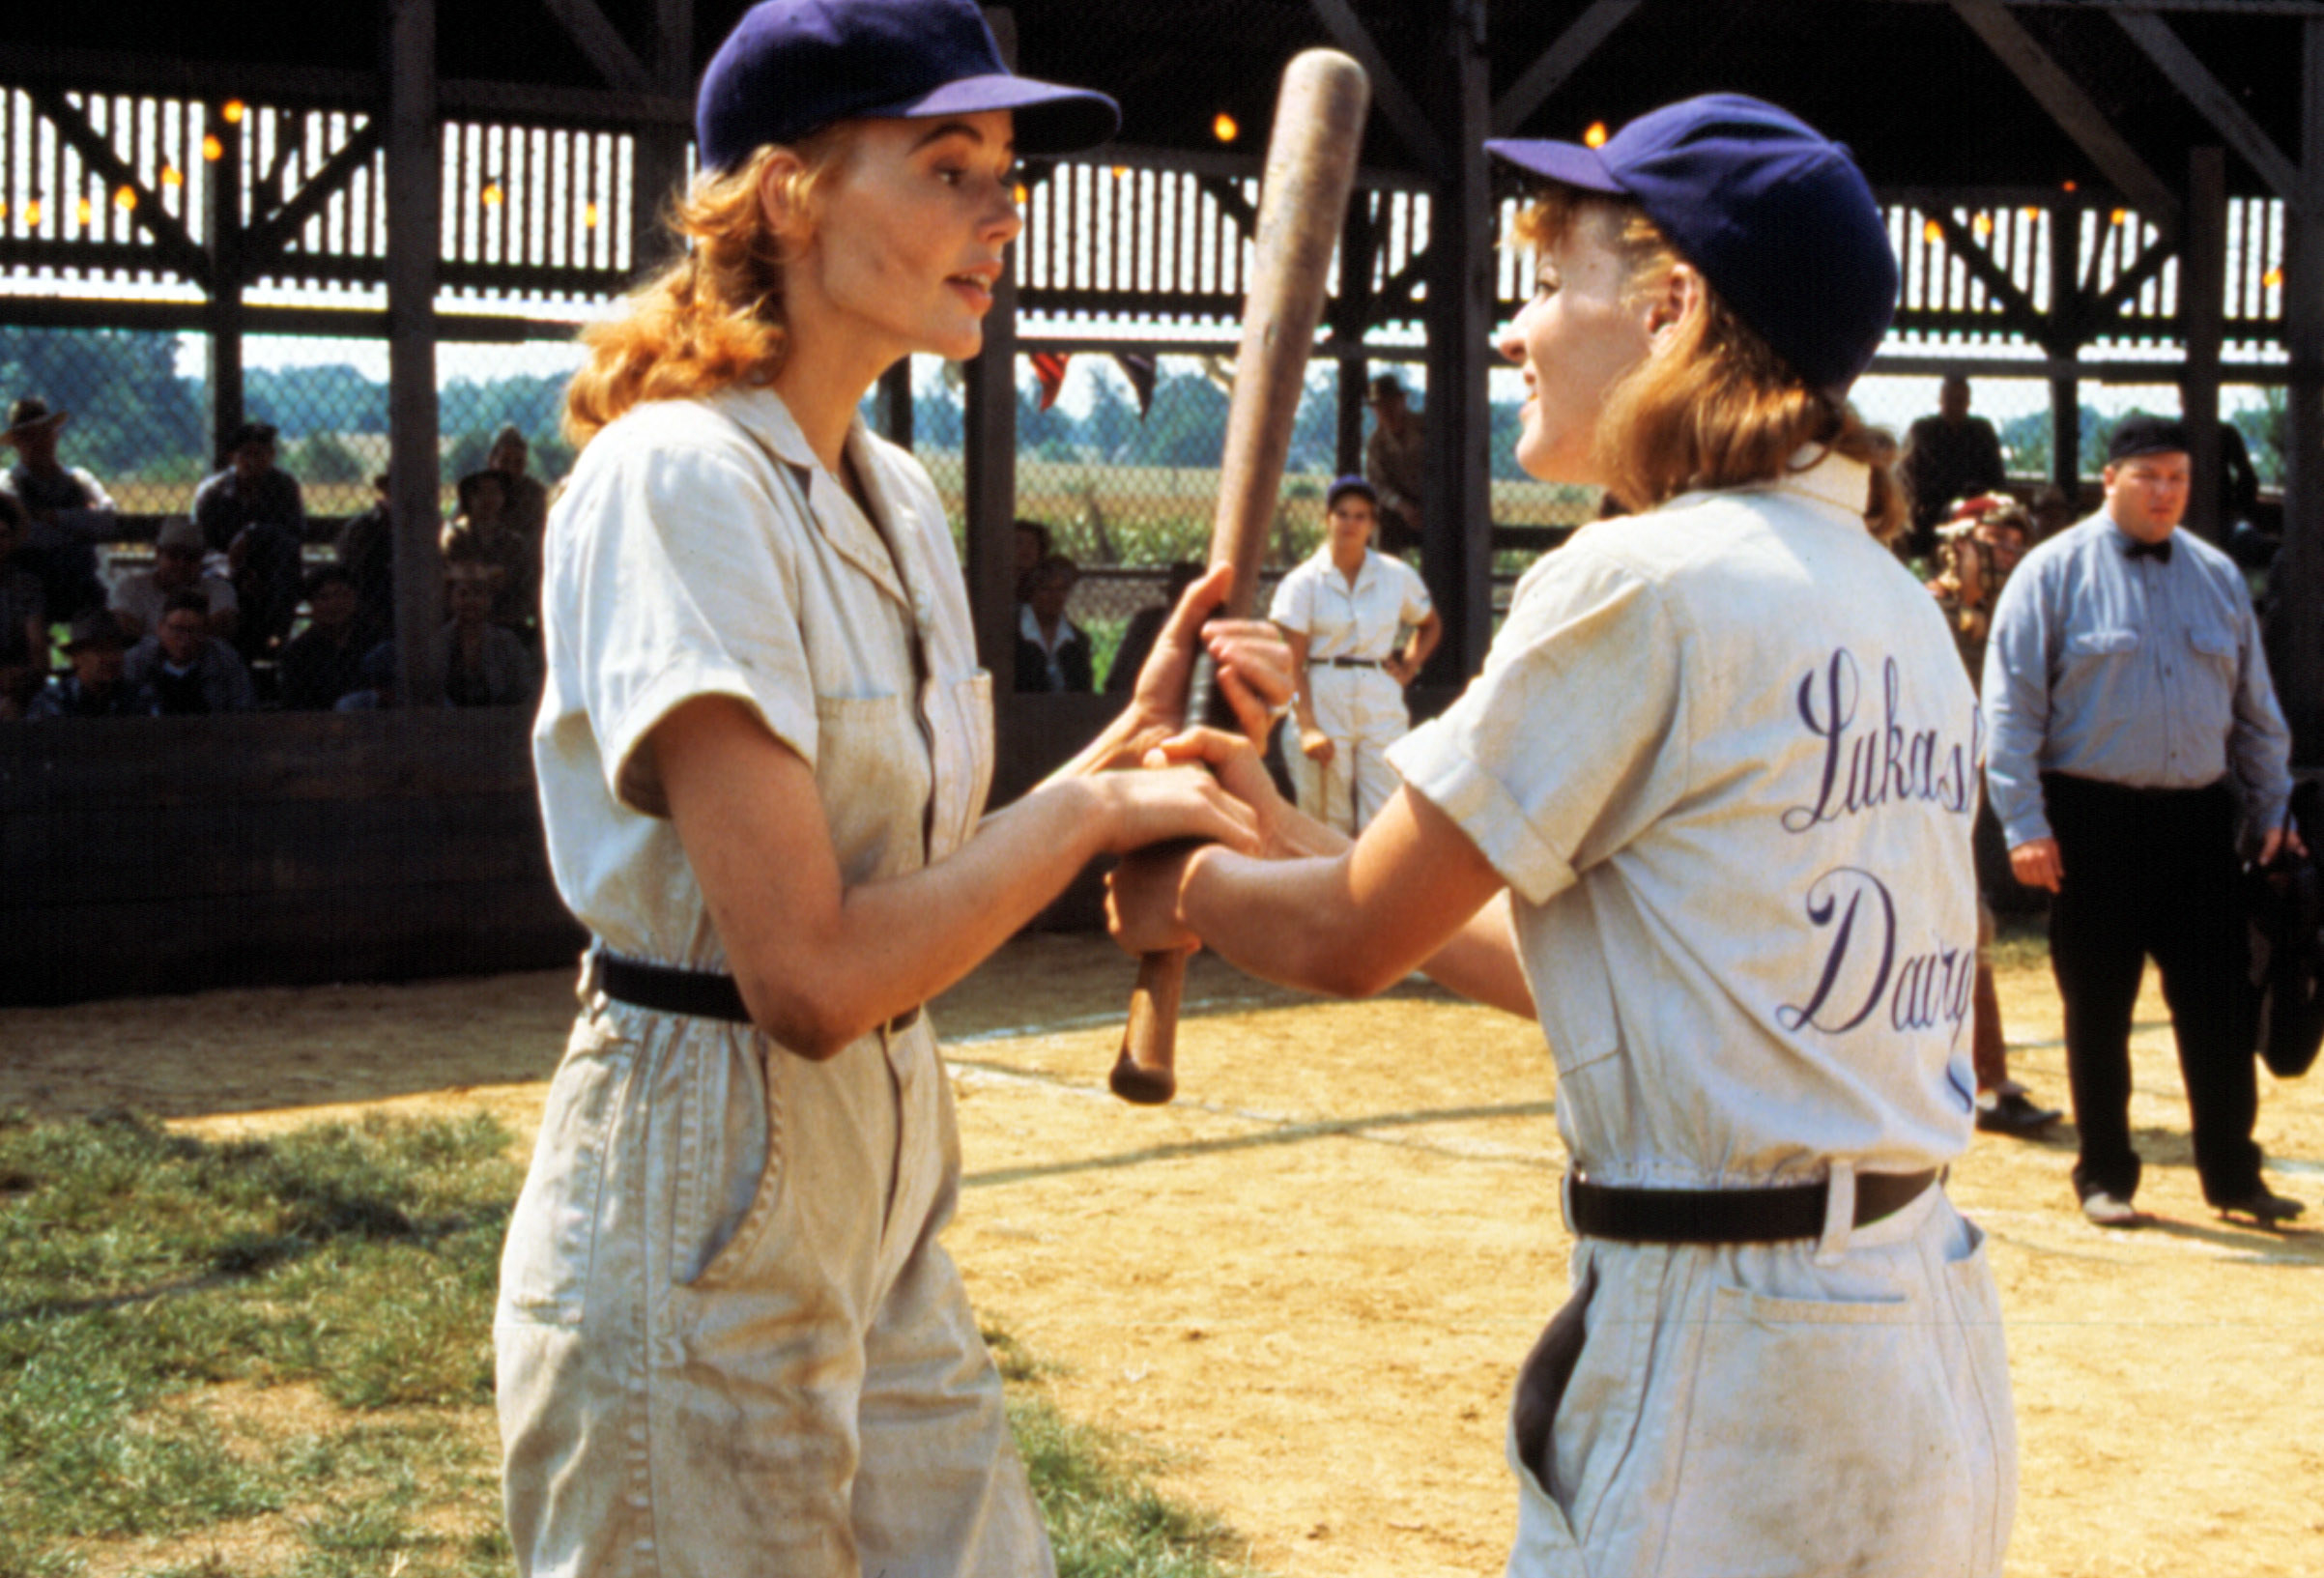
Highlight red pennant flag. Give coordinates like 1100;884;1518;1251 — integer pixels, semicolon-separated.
1031;351;1072;411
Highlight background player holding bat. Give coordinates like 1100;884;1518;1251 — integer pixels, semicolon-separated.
495;1;1289;1572
1113;96;2017;1576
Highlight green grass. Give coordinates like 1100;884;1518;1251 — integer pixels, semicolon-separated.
0;1109;1257;1578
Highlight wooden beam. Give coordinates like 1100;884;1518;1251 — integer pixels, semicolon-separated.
387;0;445;710
536;0;654;95
0;296;595;340
1193;173;1260;242
1490;0;1648;136
2113;9;2312;213
1422;1;1495;680
244;119;386;267
20;86;211;285
1948;0;2183;234
2181;147;2227;543
1923;208;2059;349
1305;0;1448;178
2269;15;2324;760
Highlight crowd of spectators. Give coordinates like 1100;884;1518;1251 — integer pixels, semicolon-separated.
0;400;558;722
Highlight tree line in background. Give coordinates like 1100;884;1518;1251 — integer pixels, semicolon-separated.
1996;393;2286;487
0;328;1548;503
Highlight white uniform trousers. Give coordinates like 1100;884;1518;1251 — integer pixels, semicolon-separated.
1506;1188;2016;1578
1284;662;1411;834
496;978;1049;1578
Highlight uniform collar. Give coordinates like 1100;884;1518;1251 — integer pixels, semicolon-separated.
714;385;914;609
1312;542;1379;594
1767;446;1871;519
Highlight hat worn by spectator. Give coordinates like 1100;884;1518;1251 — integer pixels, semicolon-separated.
5;397;68;440
2106;416;2191;464
697;0;1120;173
225;420;278;451
1486;93;1899;401
63;609;125;651
1366;373;1408;405
155;518;205;554
1327;474;1378;510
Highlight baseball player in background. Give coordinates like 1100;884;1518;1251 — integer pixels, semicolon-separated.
495;3;1288;1573
1272;474;1441;832
1114;95;2016;1577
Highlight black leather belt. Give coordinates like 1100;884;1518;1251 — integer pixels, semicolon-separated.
1566;1169;1939;1245
1321;655;1384;669
597;953;922;1037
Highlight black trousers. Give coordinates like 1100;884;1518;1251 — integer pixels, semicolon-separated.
2044;773;2261;1205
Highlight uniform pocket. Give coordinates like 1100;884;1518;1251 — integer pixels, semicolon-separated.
1660;1277;1970;1578
1939;1219;2019;1575
814;692;932;882
500;1021;631;1328
2061;627;2138;675
677;1036;789;1293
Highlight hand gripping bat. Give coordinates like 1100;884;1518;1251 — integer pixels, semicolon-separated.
1109;49;1371;1105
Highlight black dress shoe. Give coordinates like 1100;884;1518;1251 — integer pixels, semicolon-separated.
1975;1090;2063;1137
2214;1188;2305;1226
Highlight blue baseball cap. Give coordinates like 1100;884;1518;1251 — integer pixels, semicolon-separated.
697;0;1121;173
1326;474;1377;510
1488;94;1897;401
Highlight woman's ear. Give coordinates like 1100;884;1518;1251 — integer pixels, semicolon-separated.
1645;262;1702;340
756;150;813;247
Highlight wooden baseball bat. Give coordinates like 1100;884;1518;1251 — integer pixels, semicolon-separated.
1109;49;1371;1105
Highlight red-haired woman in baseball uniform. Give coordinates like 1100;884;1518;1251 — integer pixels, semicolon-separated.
1113;97;2017;1577
497;3;1285;1573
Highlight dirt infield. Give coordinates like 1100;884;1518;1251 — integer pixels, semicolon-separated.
4;935;2321;1577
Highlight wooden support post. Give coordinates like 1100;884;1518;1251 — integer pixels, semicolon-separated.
204;104;244;466
880;360;915;448
965;9;1020;688
387;0;444;707
1420;0;1494;679
2181;148;2227;545
2270;20;2324;761
629;0;693;281
2049;196;2081;502
1334;193;1375;478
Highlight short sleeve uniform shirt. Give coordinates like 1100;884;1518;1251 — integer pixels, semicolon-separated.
533;387;994;971
1269;546;1432;662
1390;455;1983;1188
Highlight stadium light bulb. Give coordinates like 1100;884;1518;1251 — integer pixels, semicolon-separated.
21;200;40;226
2021;206;2039;220
1972;213;1993;238
0;200;9;222
2061;180;2077;192
1213;112;1238;143
202;134;223;161
481;181;504;208
1110;164;1127;178
221;100;245;124
2266;267;2284;288
2110;208;2128;225
1922;217;1942;244
75;197;93;225
1013;183;1029;205
161;164;184;187
1583;122;1608;149
113;186;136;212
583;201;600;228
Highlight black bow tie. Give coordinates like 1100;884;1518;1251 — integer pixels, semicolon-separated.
2125;537;2173;564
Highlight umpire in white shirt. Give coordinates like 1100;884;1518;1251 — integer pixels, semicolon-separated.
1983;416;2304;1228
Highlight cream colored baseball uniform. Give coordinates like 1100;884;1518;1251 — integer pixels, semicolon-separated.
502;386;1047;1578
1270;544;1433;832
1389;453;2017;1578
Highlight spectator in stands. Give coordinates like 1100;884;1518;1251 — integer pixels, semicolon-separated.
490;425;552;549
1363;372;1426;554
0;489;47;664
193;420;304;555
126;588;255;714
434;560;541;706
110;517;239;641
25;610;151;720
1015;551;1092;693
0;621;37;720
2027;482;2076;542
336;640;399;711
444;469;541;634
1899;374;2006;558
277;566;373;710
1013;518;1051;602
335;472;396;645
1;396;117;622
1105;560;1204;695
228;512;304;669
2219;419;2260;531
